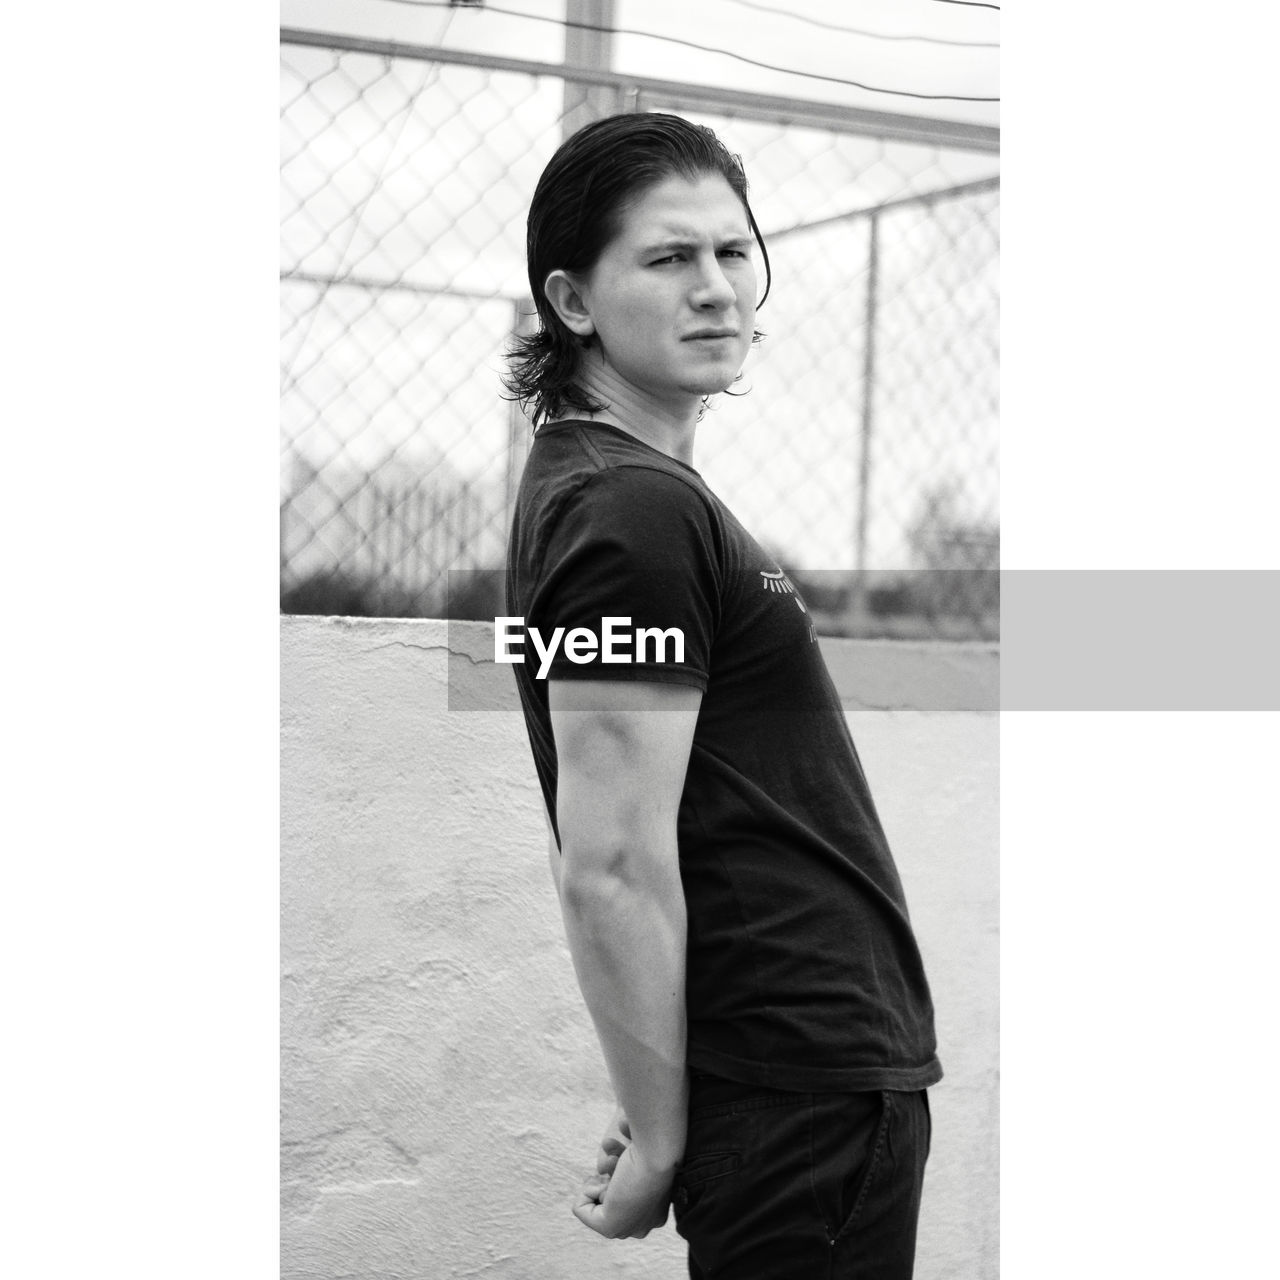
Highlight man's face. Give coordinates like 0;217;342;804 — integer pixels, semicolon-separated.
576;173;758;406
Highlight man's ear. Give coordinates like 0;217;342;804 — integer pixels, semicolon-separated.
543;270;595;339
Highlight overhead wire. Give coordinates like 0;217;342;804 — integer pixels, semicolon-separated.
930;1;1000;10
721;0;998;49
368;0;999;102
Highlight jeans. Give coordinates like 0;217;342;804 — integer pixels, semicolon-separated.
672;1073;932;1279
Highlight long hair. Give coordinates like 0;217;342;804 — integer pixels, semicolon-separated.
502;112;771;428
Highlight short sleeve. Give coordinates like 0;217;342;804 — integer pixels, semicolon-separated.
526;467;720;689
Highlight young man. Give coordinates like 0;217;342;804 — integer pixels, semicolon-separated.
504;113;940;1279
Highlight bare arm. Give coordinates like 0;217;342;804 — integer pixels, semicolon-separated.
549;677;701;1238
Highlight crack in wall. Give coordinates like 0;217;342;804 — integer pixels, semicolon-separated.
359;640;490;667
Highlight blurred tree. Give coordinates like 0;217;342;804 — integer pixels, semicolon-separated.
906;481;999;626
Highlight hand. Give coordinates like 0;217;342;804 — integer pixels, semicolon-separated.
594;1107;631;1180
574;1141;674;1239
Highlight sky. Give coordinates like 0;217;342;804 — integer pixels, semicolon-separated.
279;0;999;127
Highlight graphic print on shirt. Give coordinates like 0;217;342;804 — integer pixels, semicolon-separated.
760;569;817;642
760;569;806;612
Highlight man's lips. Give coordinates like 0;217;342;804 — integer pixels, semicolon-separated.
684;330;739;340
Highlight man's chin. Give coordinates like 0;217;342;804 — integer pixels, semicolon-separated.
681;373;742;398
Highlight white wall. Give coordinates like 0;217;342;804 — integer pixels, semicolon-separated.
281;616;998;1279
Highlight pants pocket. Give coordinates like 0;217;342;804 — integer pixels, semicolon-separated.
673;1149;742;1217
815;1090;893;1246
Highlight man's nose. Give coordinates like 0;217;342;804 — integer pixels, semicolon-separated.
690;256;736;309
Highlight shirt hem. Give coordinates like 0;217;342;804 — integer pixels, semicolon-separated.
544;662;708;691
688;1045;943;1093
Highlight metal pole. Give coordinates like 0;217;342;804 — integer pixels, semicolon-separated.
281;28;1000;153
765;176;1001;243
562;0;620;138
855;213;880;592
382;489;396;614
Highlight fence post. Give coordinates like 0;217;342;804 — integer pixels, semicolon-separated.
852;211;881;621
562;0;620;137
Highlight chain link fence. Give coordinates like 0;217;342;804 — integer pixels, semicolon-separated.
280;30;998;638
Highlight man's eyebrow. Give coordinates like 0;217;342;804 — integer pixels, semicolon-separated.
638;234;754;254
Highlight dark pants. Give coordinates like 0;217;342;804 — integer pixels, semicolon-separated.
672;1073;932;1280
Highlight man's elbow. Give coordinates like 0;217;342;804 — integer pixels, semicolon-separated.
558;832;676;913
558;835;631;912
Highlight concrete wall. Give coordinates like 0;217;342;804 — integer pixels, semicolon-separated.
281;616;998;1279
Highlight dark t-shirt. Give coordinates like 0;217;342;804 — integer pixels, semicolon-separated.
506;420;941;1092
